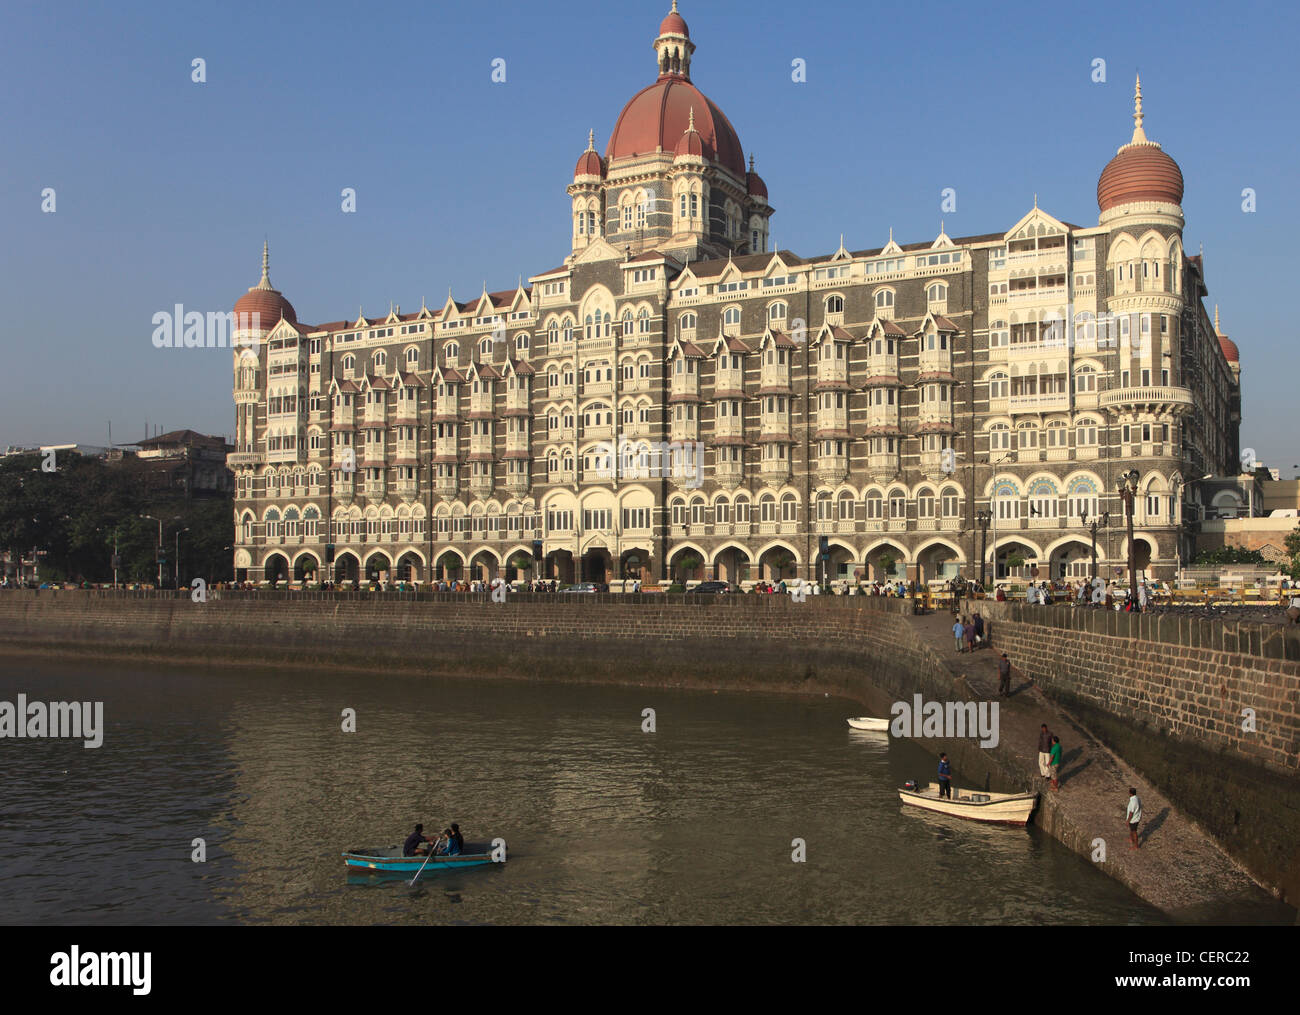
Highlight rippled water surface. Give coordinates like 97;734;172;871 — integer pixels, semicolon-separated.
0;658;1172;925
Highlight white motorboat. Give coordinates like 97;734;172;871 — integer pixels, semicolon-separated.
898;782;1037;825
846;716;890;732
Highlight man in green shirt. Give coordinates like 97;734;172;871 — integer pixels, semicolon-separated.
1049;735;1061;790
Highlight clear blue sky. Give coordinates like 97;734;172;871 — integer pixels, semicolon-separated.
2;0;1296;474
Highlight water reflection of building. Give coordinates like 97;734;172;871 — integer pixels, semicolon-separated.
230;3;1241;589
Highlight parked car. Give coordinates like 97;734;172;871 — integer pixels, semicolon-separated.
686;581;731;595
562;582;601;594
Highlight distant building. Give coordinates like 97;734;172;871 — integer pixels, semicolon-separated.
120;429;234;499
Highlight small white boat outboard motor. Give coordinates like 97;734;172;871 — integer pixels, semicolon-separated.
903;780;920;792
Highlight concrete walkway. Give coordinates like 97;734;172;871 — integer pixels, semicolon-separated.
914;605;1276;920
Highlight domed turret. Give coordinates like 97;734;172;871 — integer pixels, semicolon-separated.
574;130;605;181
233;242;296;329
1097;76;1184;212
746;154;768;201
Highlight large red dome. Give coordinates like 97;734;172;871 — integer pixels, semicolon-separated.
1098;143;1183;212
605;76;746;179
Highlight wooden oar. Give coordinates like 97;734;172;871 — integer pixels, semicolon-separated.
408;839;440;886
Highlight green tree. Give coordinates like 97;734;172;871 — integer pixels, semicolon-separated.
1284;522;1300;581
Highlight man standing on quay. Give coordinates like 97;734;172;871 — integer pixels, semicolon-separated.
1126;788;1143;849
1037;723;1053;781
937;753;953;799
997;652;1011;696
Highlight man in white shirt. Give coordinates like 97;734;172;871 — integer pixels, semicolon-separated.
1126;787;1143;850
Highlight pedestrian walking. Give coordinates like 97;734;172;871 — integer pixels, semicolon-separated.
937;753;953;799
997;652;1012;696
1036;723;1052;780
1126;788;1142;849
1049;735;1061;790
952;617;965;652
963;615;976;653
972;612;985;648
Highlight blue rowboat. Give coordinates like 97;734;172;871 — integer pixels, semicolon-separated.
342;844;500;874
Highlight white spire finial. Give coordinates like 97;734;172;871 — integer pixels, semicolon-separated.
1131;73;1148;144
1214;304;1220;333
587;129;595;151
255;240;273;290
687;106;696;132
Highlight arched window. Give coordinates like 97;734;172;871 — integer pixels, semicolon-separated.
405;346;419;367
917;487;935;517
680;312;697;333
825;295;844;314
989;372;1009;399
780;493;798;522
759;494;777;522
988;423;1012;452
768;302;787;322
342;354;356;373
444;342;458;362
637;307;651;334
927;282;947;304
622;310;634;337
1017;422;1039;450
479;337;493;356
373;350;386;369
724;307;742;327
516;333;529;354
865;491;883;519
1075;417;1099;447
941;486;960;517
874;289;895;311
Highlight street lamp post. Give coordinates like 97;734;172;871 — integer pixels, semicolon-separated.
975;510;991;588
1116;470;1140;606
141;515;163;588
1081;509;1109;586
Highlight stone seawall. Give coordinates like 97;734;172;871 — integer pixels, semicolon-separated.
978;600;1300;902
0;590;1293;910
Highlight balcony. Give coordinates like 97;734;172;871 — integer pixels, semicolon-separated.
228;451;264;467
1099;385;1195;414
1008;392;1070;412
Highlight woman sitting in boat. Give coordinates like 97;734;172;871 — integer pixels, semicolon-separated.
434;828;461;856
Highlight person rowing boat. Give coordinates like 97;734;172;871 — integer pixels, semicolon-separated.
403;823;433;857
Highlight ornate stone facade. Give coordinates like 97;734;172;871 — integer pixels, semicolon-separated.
230;5;1241;587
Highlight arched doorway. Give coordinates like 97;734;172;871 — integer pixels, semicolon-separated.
333;552;359;585
619;547;651;582
1049;539;1093;580
711;544;750;584
363;552;391;584
992;540;1039;582
293;553;320;583
470;550;500;583
582;547;612;583
915;541;963;585
757;545;799;582
435;551;464;582
545;549;574;584
395;552;423;584
670;546;706;583
866;542;906;583
263;553;289;585
1132;537;1153;577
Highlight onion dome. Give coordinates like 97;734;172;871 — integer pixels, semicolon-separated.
673;107;707;159
660;0;688;36
746;154;768;199
606;3;746;178
233;242;296;327
574;130;604;180
1097;75;1184;212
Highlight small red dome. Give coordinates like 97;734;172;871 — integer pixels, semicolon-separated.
674;124;706;159
659;4;688;36
747;168;767;199
574;148;604;179
1098;143;1184;212
1218;334;1239;363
